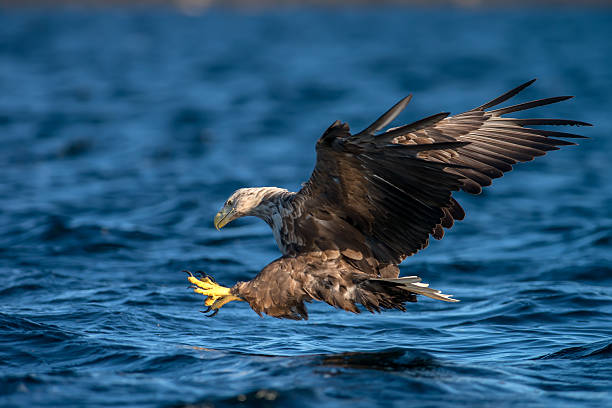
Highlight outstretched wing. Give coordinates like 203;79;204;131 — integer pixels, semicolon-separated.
294;79;590;265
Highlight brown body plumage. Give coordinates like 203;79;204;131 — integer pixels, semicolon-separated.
190;79;590;320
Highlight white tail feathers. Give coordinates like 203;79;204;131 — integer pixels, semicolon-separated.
371;275;459;302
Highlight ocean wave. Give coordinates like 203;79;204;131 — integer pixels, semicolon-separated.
535;340;612;360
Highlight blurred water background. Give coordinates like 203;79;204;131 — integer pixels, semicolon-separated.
1;4;611;408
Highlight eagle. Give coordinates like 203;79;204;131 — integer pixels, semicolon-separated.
186;79;589;320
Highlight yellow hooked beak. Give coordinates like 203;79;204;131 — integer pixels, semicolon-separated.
214;206;235;230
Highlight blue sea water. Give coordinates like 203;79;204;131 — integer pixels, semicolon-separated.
0;6;611;407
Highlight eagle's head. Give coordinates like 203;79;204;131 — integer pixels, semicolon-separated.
214;187;289;230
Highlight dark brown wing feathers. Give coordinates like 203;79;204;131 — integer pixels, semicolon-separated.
374;112;451;143
296;79;590;264
357;94;413;136
488;95;573;116
473;78;536;110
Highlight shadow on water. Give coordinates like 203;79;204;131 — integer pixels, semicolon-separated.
315;347;436;371
535;340;612;360
167;348;443;408
169;389;317;408
181;346;441;372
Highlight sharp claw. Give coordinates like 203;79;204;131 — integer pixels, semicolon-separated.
186;272;233;318
183;270;194;277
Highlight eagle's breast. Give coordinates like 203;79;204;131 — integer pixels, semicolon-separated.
259;193;303;256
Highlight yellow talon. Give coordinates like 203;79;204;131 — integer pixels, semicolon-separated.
186;272;242;315
188;276;232;297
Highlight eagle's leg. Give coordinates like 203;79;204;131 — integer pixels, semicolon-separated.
185;270;243;315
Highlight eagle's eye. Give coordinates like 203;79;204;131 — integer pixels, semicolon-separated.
227;199;233;206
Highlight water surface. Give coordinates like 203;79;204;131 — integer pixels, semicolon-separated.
0;7;611;408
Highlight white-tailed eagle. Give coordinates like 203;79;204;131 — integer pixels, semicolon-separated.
186;79;589;320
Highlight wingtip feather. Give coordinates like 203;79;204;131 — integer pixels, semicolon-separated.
474;79;538;111
356;94;413;136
